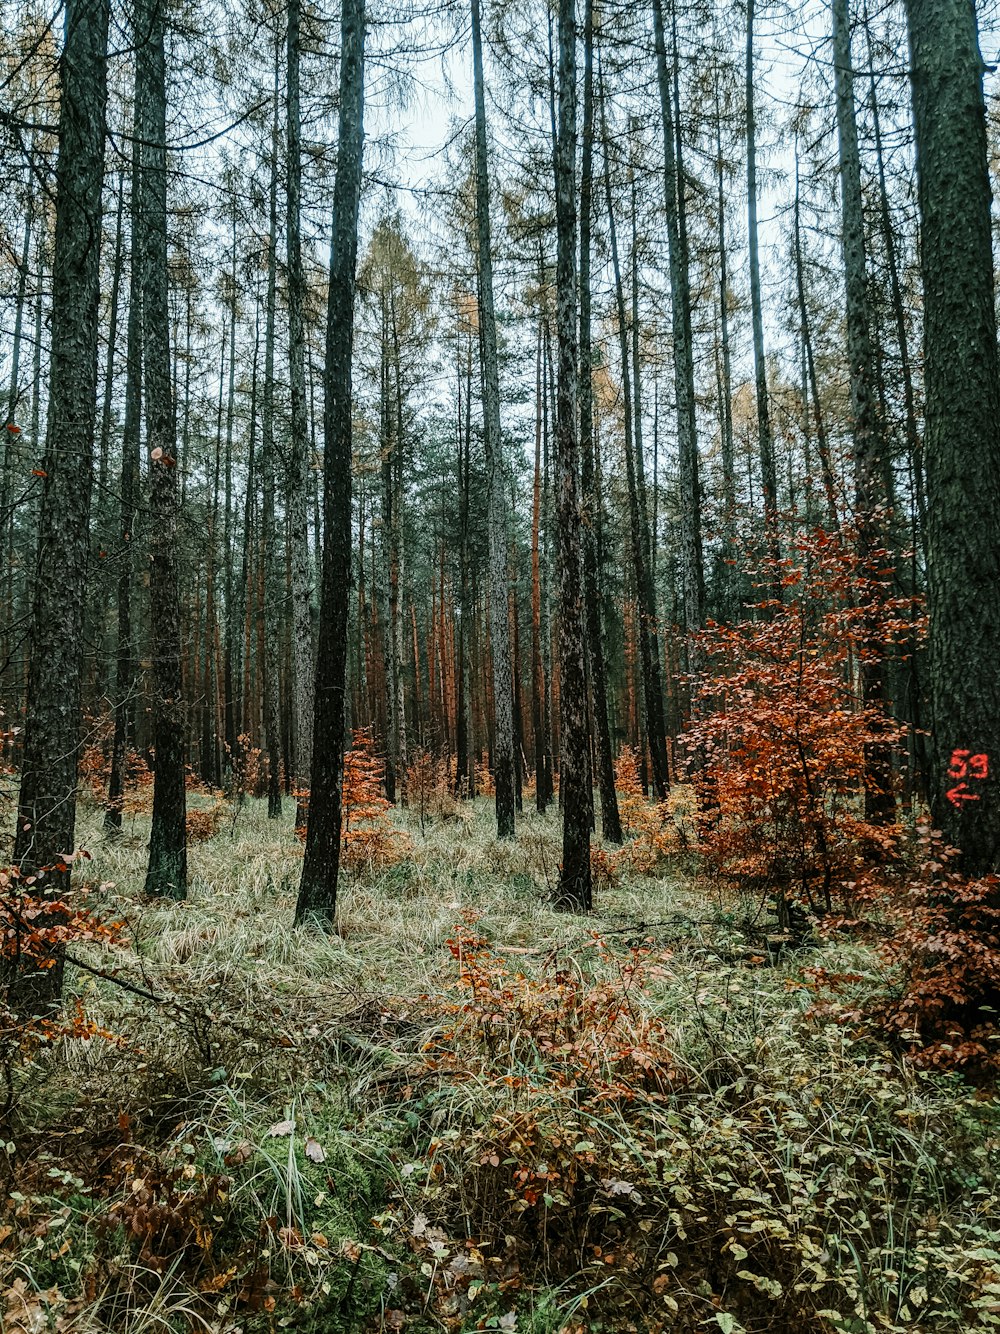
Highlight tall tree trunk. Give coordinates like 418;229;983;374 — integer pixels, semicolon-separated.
139;0;187;898
904;0;1000;873
793;146;839;532
261;75;283;820
471;0;516;838
106;123;143;836
600;83;670;802
651;0;704;651
745;0;779;569
554;0;591;909
10;0;109;1009
295;0;365;925
832;0;894;824
287;0;314;830
579;0;621;844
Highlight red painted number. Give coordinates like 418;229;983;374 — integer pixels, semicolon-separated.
949;749;989;780
949;749;971;778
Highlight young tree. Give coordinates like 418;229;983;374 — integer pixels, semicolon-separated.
295;0;366;926
904;0;1000;873
10;0;109;1009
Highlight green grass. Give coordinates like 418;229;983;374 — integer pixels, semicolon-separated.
3;794;1000;1333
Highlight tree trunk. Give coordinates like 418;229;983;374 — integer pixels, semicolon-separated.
261;75;283;820
554;0;591;909
106;123;143;836
832;0;894;824
904;0;1000;873
651;0;705;653
286;0;314;830
295;0;365;925
10;0;109;1010
139;0;187;898
580;0;621;844
745;0;779;568
471;0;516;839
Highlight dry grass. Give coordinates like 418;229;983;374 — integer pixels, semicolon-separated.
3;794;999;1333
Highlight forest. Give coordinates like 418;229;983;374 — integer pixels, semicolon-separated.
2;0;1000;1327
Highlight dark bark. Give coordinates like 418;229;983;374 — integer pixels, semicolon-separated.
106;123;143;837
287;0;314;831
651;0;705;655
904;0;1000;873
139;0;187;899
261;76;283;821
295;0;365;926
471;0;516;839
745;0;780;569
579;0;621;845
10;0;109;1010
554;0;591;911
832;0;895;824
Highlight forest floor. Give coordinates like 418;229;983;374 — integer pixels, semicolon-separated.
4;792;1000;1334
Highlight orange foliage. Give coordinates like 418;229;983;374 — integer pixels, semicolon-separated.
1;859;125;1061
682;529;919;920
610;747;689;874
340;728;411;873
821;822;1000;1075
420;912;677;1227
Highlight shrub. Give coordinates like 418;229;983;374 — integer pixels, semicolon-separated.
683;529;917;924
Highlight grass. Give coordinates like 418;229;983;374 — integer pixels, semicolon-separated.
3;791;1000;1333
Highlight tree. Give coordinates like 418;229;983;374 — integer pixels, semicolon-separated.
139;0;187;898
286;0;315;832
471;0;516;840
831;0;893;824
10;0;109;1009
904;0;1000;873
295;0;366;927
554;0;591;910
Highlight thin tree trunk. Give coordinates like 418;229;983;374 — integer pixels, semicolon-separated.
580;0;621;844
471;0;515;838
261;72;283;820
745;0;780;570
140;0;187;898
106;123;143;836
832;0;894;824
287;0;314;830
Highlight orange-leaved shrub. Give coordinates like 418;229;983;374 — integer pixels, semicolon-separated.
833;822;1000;1075
682;529;919;923
609;746;694;875
1;859;124;1104
339;727;411;872
419;911;678;1251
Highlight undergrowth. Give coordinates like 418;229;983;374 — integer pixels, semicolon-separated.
1;796;998;1333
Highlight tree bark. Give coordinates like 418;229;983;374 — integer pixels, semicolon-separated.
286;0;314;830
471;0;516;838
904;0;1000;873
139;0;187;898
554;0;591;909
832;0;894;824
10;0;109;1009
580;0;621;845
295;0;365;925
